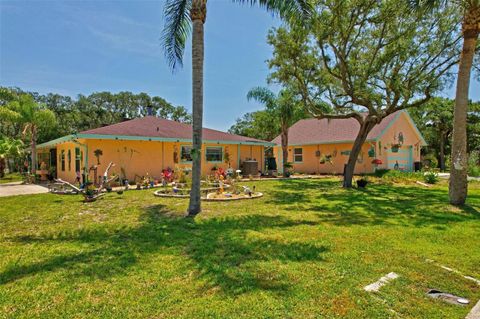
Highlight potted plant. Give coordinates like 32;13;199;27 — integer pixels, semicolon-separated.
356;176;368;188
371;158;383;171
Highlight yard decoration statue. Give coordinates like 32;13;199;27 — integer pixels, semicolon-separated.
54;161;118;202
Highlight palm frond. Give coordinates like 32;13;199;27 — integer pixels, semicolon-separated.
161;0;192;70
247;87;278;110
232;0;313;21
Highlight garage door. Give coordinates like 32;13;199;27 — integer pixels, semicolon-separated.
387;146;413;172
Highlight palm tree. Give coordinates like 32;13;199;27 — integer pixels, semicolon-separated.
247;87;298;175
4;94;56;174
449;1;479;205
161;0;312;216
410;0;479;205
0;137;24;177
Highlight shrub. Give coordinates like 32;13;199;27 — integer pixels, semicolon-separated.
373;169;390;177
423;170;439;184
468;152;480;177
468;166;480;177
373;169;423;183
422;154;438;169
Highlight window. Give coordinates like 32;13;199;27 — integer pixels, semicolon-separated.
206;147;223;162
67;150;71;171
75;148;81;172
60;150;65;171
293;148;303;163
180;145;193;162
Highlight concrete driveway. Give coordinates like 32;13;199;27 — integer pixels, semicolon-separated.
438;172;480;182
0;182;49;197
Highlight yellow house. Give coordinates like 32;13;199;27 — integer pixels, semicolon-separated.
272;110;426;175
36;116;274;184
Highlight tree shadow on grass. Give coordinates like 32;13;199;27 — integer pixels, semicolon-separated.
266;179;480;228
2;206;327;295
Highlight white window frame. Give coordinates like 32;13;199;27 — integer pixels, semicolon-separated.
180;145;193;163
293;148;303;163
205;146;223;162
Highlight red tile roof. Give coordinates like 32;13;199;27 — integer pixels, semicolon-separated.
81;116;270;144
272;112;400;145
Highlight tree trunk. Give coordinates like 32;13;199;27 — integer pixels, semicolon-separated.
187;2;206;216
439;131;446;171
281;125;289;176
343;120;376;188
449;8;479;206
0;157;5;178
31;126;37;175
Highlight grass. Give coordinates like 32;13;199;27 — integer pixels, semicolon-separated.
0;178;479;318
0;173;23;184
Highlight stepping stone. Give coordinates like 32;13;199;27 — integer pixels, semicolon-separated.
364;272;399;292
466;299;480;319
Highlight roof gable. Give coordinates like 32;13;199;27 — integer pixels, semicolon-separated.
272;111;424;145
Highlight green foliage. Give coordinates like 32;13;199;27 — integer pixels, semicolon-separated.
0;172;23;184
229;110;281;141
409;98;480;169
376;169;424;183
422;154;439;169
468;151;480;177
231;87;312;141
423;170;439;184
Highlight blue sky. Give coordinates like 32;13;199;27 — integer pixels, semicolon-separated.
0;1;478;132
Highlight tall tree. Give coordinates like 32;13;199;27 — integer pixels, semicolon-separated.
268;0;460;187
246;87;313;174
448;0;478;205
161;0;312;216
2;94;56;174
410;97;454;171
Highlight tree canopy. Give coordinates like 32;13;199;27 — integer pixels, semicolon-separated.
0;87;192;144
409;97;480;169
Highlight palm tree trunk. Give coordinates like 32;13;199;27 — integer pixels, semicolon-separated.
281;125;289;176
187;1;206;216
343;120;376;188
449;7;479;205
31;126;37;175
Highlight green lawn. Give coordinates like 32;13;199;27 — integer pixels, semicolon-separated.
0;173;23;184
0;178;479;318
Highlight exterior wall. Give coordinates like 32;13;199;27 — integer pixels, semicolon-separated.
275;142;376;175
376;112;423;171
52;139;265;183
56;141;86;182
